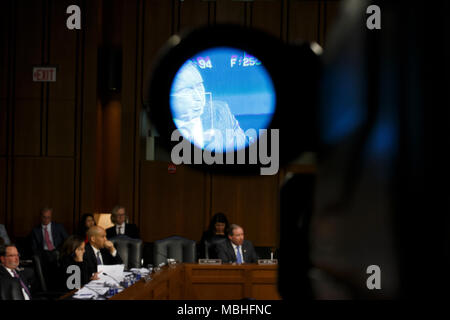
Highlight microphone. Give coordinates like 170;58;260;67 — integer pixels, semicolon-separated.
102;272;122;287
155;250;180;265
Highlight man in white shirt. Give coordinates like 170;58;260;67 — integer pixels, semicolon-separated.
215;224;259;264
30;207;68;290
106;205;140;239
0;244;34;300
170;61;247;152
30;207;69;254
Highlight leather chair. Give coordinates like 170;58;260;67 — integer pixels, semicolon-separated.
110;236;143;269
32;253;48;292
32;253;65;300
204;237;226;259
153;236;196;266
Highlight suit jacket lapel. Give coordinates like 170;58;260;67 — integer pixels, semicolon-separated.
242;242;249;262
51;223;57;244
86;243;96;265
0;265;12;278
37;227;44;247
226;241;237;262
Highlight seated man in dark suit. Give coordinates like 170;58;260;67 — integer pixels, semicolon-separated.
84;226;123;277
30;207;69;254
0;244;35;300
215;224;259;264
106;205;140;239
30;206;68;290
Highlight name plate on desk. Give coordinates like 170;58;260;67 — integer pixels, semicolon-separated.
198;259;222;265
258;259;278;265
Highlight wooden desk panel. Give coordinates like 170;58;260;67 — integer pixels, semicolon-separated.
110;264;184;300
110;263;281;300
184;263;281;300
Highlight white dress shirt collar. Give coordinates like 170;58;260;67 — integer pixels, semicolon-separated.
41;222;52;230
116;223;125;235
230;242;245;263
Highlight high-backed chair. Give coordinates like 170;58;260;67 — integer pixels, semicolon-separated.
204;237;226;259
32;253;48;292
32;253;66;300
110;236;143;270
153;236;196;266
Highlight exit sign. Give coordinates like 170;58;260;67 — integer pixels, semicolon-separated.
33;66;57;82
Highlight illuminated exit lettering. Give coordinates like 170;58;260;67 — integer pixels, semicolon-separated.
33;67;57;82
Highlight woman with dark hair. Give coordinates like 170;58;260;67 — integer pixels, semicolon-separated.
77;213;96;243
58;235;98;291
199;212;230;259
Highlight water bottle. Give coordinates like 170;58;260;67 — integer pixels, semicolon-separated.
122;278;128;288
107;286;115;298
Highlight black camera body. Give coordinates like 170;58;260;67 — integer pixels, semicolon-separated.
146;0;450;299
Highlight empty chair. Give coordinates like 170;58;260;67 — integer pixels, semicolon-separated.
32;253;47;293
110;237;143;270
153;236;196;266
32;253;66;300
203;237;226;259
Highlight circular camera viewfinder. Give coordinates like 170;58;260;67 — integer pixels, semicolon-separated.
169;46;276;153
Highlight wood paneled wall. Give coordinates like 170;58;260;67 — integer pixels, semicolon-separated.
1;0;340;246
0;0;99;237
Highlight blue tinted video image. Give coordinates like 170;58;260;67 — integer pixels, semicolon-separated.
170;47;276;152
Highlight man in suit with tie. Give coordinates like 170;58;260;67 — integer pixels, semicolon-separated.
84;226;123;277
215;224;259;264
30;207;69;254
106;205;140;239
0;244;35;300
30;207;68;290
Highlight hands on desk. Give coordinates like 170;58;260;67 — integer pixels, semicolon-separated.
90;272;100;281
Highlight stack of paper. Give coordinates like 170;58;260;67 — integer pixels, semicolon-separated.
97;264;125;283
72;264;125;299
73;283;109;300
129;267;150;275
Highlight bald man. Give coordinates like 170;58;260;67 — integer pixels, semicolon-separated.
84;226;123;278
171;60;247;151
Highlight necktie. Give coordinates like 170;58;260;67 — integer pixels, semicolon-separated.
236;245;243;264
96;251;102;265
118;226;122;235
12;269;32;299
44;226;54;251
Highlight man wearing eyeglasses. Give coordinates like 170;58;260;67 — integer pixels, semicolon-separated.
171;60;248;152
0;244;35;300
106;205;140;239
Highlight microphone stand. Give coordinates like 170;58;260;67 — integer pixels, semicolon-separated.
102;272;123;287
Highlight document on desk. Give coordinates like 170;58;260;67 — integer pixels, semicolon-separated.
97;264;125;283
73;283;109;299
130;267;150;275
